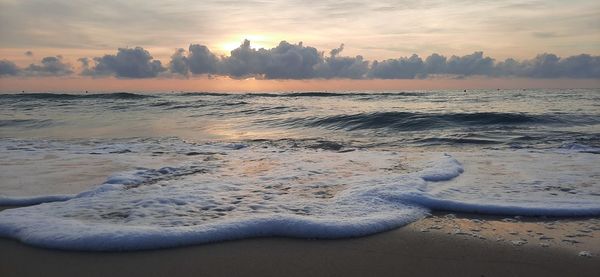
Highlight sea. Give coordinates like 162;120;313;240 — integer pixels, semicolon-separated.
0;89;599;250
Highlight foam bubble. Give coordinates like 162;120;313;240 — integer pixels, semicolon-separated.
0;142;599;251
0;147;444;250
418;150;600;216
0;138;227;200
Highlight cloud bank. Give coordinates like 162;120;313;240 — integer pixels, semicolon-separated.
0;60;20;76
82;47;165;78
1;56;73;77
1;40;599;79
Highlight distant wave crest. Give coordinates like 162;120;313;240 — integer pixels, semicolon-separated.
281;112;600;131
0;119;56;129
0;92;154;100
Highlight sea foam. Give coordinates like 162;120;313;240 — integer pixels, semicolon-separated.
0;142;599;251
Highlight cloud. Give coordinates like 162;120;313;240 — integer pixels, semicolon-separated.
84;47;166;78
167;44;220;77
1;56;74;77
24;51;34;57
559;54;600;78
1;40;599;79
216;41;370;79
217;39;271;78
315;44;369;79
424;53;447;74
78;57;90;68
187;44;219;75
259;41;322;79
496;53;600;78
368;54;424;79
494;58;521;77
445;52;495;76
519;53;561;78
0;60;20;76
168;48;189;76
23;56;73;76
170;40;324;79
329;44;344;57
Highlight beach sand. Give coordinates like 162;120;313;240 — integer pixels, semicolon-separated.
1;209;598;277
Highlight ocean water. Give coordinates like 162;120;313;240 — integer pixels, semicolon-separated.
0;89;599;251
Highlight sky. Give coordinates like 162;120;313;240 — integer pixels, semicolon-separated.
0;0;599;91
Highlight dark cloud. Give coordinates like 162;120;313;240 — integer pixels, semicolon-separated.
24;51;34;57
260;41;322;79
445;52;495;76
364;51;599;79
519;53;561;78
368;54;424;79
78;57;92;76
558;54;600;78
167;44;220;77
0;60;20;76
1;40;599;79
175;40;367;79
496;53;600;78
23;56;73;76
160;40;599;79
218;39;269;78
329;44;345;57
78;57;90;68
1;56;74;77
85;47;166;78
169;48;189;76
170;40;324;79
424;53;447;74
315;44;369;79
494;58;520;77
187;44;219;75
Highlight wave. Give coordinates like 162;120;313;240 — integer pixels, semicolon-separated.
243;91;424;97
149;101;176;107
165;103;208;110
248;92;350;97
558;142;600;154
0;92;154;100
0;151;456;251
0;146;598;251
0;119;55;129
0;194;75;206
402;193;600;217
171;91;423;98
282;112;599;131
414;137;500;145
176;92;231;97
0;165;207;206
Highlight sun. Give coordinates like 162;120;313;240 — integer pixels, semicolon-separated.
220;34;272;53
221;42;242;53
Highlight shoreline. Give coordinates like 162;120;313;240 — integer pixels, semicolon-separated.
1;210;598;277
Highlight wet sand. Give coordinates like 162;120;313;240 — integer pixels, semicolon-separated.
1;211;598;277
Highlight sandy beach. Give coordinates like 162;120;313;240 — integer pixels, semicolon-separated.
1;210;598;277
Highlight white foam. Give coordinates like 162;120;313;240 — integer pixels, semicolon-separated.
418;154;464;182
0;138;227;200
417;150;600;216
0;142;599;251
0;147;439;250
559;142;600;154
401;194;600;217
0;194;75;206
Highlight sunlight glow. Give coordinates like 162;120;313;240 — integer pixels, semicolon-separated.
220;35;273;53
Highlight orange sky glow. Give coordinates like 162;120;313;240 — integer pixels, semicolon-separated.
1;77;598;93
